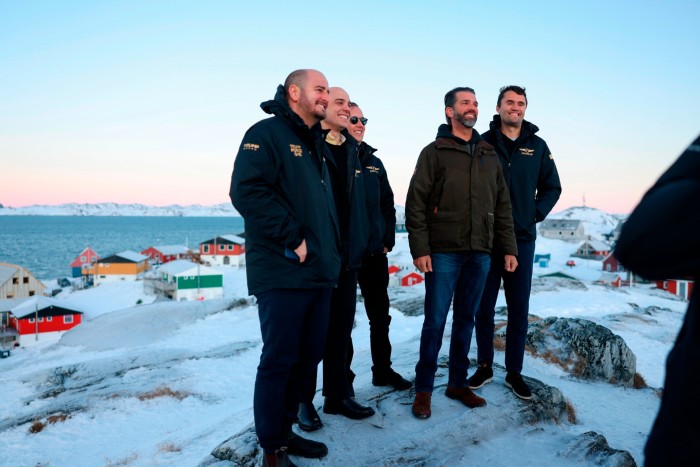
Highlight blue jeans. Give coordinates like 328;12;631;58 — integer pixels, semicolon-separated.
414;252;490;393
475;240;535;374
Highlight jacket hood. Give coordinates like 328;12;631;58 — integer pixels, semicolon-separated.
435;123;483;144
489;115;540;137
260;85;309;131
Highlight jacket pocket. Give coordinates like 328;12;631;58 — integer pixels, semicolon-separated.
485;212;494;250
428;210;462;249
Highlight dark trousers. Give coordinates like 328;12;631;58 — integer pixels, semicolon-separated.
474;240;535;375
357;253;393;375
254;288;332;452
321;267;359;400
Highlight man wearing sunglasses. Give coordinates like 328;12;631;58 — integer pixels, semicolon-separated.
347;103;412;392
406;87;518;419
230;69;339;466
469;86;561;401
299;87;373;426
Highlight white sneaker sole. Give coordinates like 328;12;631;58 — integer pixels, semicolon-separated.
505;381;533;400
468;376;493;390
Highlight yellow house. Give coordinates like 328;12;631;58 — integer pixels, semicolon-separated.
83;250;150;285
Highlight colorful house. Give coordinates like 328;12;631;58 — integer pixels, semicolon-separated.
199;234;246;267
83;250;150;285
141;245;190;265
574;240;611;260
657;279;694;301
602;252;626;273
400;272;424;287
1;296;83;347
599;272;623;287
388;265;401;275
152;260;223;301
70;247;100;278
0;262;46;299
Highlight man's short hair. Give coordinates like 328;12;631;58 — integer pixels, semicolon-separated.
349;101;359;108
284;69;309;97
444;87;475;123
497;85;527;107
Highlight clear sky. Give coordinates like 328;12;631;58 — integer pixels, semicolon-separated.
1;0;698;214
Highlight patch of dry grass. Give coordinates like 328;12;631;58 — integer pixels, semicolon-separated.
137;386;190;401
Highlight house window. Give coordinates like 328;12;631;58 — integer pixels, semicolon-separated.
81;256;86;262
663;281;668;289
228;245;233;251
6;293;13;299
29;291;35;296
219;245;224;251
23;277;29;284
203;245;209;253
64;315;74;324
617;265;624;272
47;317;53;322
606;264;611;271
13;277;18;284
29;318;35;323
38;317;44;322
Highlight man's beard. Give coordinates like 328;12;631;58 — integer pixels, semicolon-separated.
300;92;326;121
454;112;476;128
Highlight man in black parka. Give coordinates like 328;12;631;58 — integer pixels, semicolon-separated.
230;69;340;467
615;134;700;467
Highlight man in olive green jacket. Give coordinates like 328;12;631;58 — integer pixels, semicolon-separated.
406;86;518;419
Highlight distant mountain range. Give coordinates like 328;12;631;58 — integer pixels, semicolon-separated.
0;202;240;217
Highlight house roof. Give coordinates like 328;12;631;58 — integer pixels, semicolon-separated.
5;296;84;319
201;234;245;246
70;247;100;267
600;272;622;282
143;245;190;256
100;250;149;264
0;297;32;312
0;264;18;287
157;260;221;277
580;240;610;251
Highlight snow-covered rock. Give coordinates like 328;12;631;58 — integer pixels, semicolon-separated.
525;317;637;387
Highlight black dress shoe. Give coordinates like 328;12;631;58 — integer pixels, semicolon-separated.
323;397;375;419
372;368;413;390
297;402;323;432
285;430;328;458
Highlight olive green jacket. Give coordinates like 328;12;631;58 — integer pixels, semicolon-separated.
405;125;517;258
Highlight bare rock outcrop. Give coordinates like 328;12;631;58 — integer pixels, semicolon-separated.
525;317;637;386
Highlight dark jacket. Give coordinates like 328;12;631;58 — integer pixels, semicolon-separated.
405;124;517;258
614;134;700;467
482;115;562;243
229;85;341;295
324;131;370;269
358;141;396;255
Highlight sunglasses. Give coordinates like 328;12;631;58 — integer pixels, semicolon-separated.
349;116;368;126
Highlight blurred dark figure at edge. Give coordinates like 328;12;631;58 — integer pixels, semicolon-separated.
615;133;700;467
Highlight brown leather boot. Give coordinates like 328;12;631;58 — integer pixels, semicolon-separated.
445;385;487;408
412;391;432;419
263;447;297;467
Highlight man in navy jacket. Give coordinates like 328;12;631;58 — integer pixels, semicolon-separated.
230;69;340;467
469;86;561;400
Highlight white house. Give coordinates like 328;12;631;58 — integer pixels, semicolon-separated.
153;260;224;301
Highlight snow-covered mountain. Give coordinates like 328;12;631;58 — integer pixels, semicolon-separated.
549;206;626;241
0;202;240;217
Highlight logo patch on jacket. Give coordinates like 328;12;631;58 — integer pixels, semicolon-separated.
365;165;380;174
289;144;303;157
355;169;362;177
519;148;535;156
243;143;260;151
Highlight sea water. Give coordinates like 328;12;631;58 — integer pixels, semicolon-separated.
0;216;244;280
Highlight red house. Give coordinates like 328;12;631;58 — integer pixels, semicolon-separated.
388;265;401;275
657;279;694;301
3;297;83;346
602;252;626;273
141;245;190;265
70;247;100;278
401;272;424;287
200;234;246;267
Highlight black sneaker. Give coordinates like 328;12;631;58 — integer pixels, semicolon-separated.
372;368;413;390
285;430;328;458
468;365;493;389
505;372;533;400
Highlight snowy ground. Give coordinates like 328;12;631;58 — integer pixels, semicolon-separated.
0;225;687;466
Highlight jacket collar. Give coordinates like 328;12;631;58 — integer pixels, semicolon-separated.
260;85;323;137
488;115;539;139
